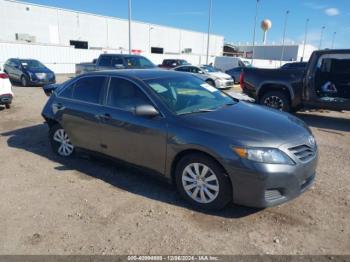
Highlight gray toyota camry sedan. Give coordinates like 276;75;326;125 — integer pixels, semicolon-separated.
42;70;318;210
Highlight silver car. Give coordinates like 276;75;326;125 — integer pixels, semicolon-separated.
173;65;234;89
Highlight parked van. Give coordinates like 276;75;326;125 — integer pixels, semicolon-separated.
214;56;251;72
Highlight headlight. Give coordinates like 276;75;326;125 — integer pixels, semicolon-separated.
233;147;295;165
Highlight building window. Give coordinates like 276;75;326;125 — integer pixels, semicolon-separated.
151;47;164;54
70;40;88;49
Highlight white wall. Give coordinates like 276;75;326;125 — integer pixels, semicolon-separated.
236;44;316;62
0;0;224;56
0;41;216;74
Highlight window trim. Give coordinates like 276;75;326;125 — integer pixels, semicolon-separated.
57;75;108;106
104;76;165;117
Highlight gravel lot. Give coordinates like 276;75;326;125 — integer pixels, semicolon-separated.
0;75;349;255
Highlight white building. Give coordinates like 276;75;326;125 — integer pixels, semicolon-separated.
0;0;224;73
236;44;316;62
223;43;317;68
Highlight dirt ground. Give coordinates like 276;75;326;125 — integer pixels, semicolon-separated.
0;75;349;255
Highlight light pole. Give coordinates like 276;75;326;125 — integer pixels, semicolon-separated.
206;0;212;65
280;10;290;66
128;0;132;54
251;0;260;66
331;31;336;49
319;26;325;50
301;18;309;62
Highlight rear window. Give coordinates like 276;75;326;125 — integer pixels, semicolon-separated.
72;76;107;104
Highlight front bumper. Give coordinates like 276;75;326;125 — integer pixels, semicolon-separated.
0;94;13;105
224;152;318;208
216;79;235;89
29;78;56;86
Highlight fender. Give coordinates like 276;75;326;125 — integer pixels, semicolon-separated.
257;81;295;101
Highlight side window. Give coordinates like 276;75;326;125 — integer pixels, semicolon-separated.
59;83;74;99
177;66;189;72
189;67;200;73
72;76;106;104
98;56;112;67
107;78;149;111
111;57;123;66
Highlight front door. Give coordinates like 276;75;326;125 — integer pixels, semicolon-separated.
99;77;168;175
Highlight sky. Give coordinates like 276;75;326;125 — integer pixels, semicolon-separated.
21;0;350;49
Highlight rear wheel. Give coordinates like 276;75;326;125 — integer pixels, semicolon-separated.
49;124;75;157
21;75;28;87
5;104;11;109
205;79;215;87
260;91;291;112
175;153;232;210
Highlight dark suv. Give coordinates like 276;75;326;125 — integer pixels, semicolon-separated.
4;59;55;86
42;70;318;210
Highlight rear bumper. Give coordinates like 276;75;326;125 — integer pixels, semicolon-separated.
0;94;13;104
223;154;318;208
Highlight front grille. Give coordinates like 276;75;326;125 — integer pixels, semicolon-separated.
225;81;234;86
289;144;316;162
265;189;283;202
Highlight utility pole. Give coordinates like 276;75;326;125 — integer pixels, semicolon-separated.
128;0;132;54
319;26;326;50
206;0;212;65
301;18;309;62
280;10;290;66
331;31;336;49
251;0;260;66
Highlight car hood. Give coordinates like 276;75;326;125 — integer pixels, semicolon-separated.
181;102;311;148
207;71;232;80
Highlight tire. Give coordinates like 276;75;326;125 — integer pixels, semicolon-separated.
21;75;28;87
5;104;11;109
260;91;291;112
205;79;215;87
175;153;232;210
49;124;75;157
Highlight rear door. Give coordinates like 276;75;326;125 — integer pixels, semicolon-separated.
55;75;108;152
304;52;350;111
98;77;168;175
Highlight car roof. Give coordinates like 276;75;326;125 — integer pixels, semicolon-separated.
81;69;189;81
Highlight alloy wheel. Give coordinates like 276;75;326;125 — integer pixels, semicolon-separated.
264;96;284;110
181;163;219;204
53;129;74;156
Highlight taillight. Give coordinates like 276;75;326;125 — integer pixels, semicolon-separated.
0;73;9;79
239;72;244;89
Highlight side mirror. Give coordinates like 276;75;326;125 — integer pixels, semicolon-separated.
114;64;125;69
134;104;159;118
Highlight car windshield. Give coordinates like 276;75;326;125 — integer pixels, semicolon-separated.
20;60;46;69
125;56;155;68
145;75;236;115
178;60;190;65
201;66;219;73
243;61;251;67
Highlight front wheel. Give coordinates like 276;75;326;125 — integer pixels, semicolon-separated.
5;104;11;109
21;75;28;87
49;124;75;157
205;79;215;87
175;153;232;210
260;91;291;112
